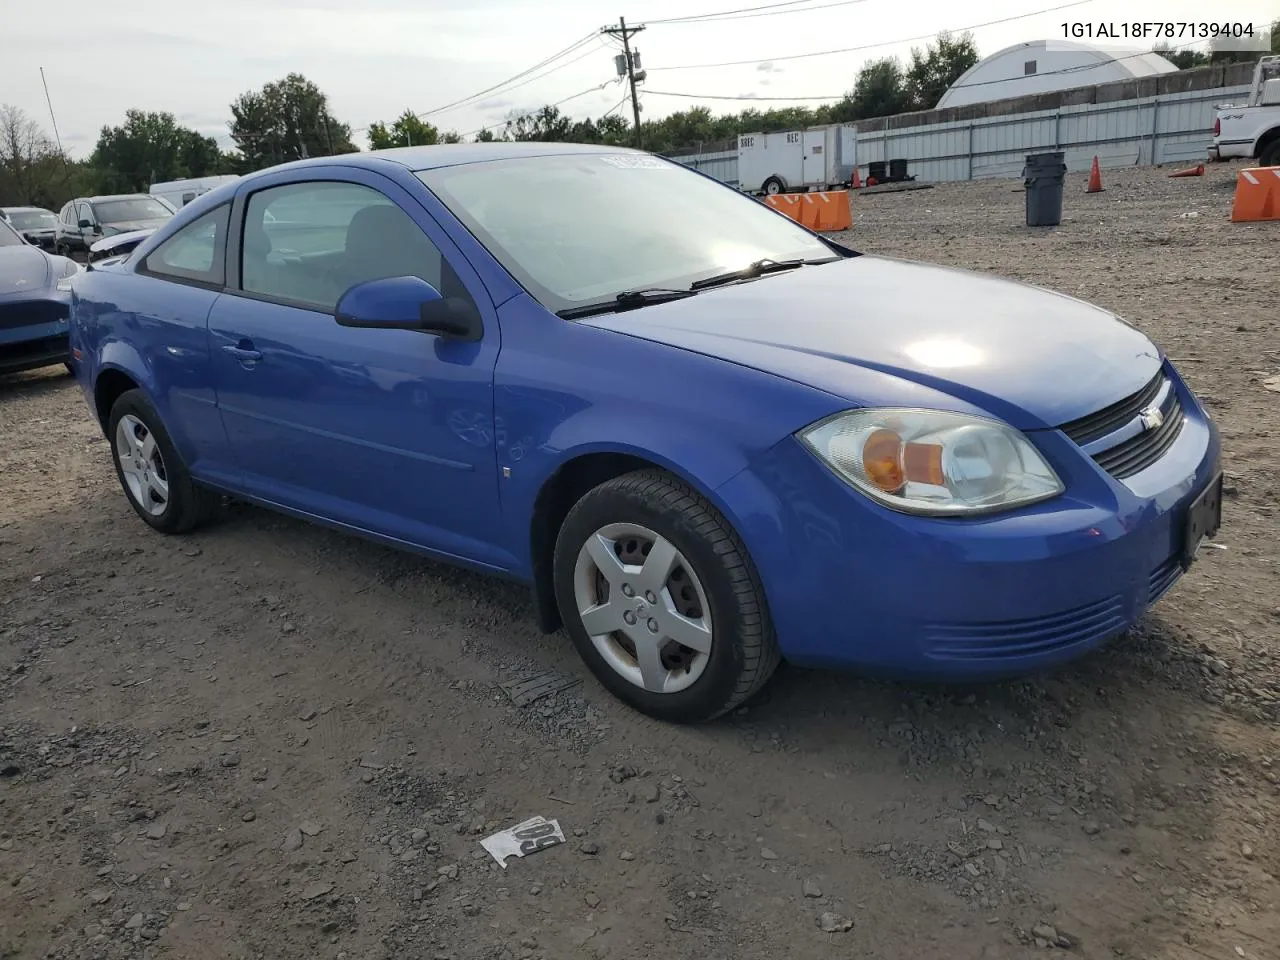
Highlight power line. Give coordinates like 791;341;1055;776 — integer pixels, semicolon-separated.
643;0;842;25
457;80;620;139
647;89;843;100
651;0;869;25
416;32;600;119
648;0;1096;70
643;40;1210;107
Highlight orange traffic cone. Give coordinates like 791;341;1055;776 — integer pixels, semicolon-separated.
1168;164;1205;178
1086;156;1103;193
851;167;862;189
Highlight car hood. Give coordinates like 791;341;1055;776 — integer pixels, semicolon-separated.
0;246;52;295
104;218;170;234
581;255;1163;430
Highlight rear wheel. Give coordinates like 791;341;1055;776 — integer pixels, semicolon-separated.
107;389;220;534
553;469;780;724
1260;138;1280;169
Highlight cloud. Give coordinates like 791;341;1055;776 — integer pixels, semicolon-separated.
476;98;514;111
760;79;771;86
737;92;760;99
756;61;782;73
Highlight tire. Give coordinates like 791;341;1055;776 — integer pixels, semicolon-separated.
1260;138;1280;169
553;469;780;724
762;176;784;196
107;388;220;534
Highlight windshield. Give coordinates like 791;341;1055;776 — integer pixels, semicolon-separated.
91;196;174;225
7;209;57;230
0;219;23;247
416;153;839;314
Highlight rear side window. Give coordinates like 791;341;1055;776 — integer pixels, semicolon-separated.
141;205;230;287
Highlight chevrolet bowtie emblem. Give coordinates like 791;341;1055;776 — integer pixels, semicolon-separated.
1139;404;1164;431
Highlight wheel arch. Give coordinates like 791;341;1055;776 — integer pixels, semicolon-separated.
527;448;751;634
93;366;141;433
1256;125;1280;159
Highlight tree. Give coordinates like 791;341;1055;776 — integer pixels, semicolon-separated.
836;57;911;121
504;104;574;142
904;31;979;111
90;110;221;193
1151;43;1210;70
473;127;497;142
368;109;439;149
229;73;357;170
440;130;463;143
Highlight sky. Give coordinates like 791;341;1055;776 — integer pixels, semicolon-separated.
5;0;1274;157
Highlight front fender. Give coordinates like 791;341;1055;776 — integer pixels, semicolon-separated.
492;294;849;574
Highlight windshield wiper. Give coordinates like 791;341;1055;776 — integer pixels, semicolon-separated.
557;287;697;320
690;257;836;291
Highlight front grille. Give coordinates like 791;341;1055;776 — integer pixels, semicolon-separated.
0;298;68;332
1057;366;1188;481
1059;370;1163;446
1093;395;1185;479
924;595;1126;661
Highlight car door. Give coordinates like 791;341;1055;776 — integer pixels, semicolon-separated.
206;169;511;570
76;201;98;249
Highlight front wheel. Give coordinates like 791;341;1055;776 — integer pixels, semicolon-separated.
553;469;780;724
762;176;784;196
107;389;221;534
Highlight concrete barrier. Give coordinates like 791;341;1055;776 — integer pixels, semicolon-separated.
1230;167;1280;223
765;191;852;231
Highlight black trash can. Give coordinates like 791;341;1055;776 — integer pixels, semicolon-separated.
1022;151;1066;227
868;160;887;182
888;158;909;181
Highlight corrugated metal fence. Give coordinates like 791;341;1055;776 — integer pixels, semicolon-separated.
667;84;1252;187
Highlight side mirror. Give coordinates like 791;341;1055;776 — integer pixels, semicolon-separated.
78;219;93;230
335;275;482;341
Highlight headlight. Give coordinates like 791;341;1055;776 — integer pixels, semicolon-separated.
56;259;84;291
797;408;1064;516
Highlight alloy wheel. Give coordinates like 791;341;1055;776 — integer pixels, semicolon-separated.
572;522;714;694
115;414;170;517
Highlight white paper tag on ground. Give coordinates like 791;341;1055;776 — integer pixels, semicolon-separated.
480;816;566;868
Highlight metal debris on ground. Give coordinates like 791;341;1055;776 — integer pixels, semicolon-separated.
499;670;582;707
480;815;566;868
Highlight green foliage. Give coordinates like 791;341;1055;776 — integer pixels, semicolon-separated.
368;110;439;149
841;57;912;121
90;109;222;193
904;31;979;110
229;73;357;170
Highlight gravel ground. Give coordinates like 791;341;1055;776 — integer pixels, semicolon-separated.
2;161;1278;960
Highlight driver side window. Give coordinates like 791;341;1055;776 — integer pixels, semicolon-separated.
239;181;467;313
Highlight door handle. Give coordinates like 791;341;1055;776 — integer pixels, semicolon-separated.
222;344;262;362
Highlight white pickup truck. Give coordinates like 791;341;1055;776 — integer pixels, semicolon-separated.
1209;55;1280;168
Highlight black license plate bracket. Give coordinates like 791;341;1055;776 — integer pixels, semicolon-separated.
1181;471;1223;570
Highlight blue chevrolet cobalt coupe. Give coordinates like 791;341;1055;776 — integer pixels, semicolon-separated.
68;143;1222;723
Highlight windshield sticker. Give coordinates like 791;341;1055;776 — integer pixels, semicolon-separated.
599;155;670;169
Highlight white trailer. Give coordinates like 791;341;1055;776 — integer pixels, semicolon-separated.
736;124;857;195
149;175;241;211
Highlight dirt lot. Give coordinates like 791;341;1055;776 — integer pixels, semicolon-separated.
2;162;1278;960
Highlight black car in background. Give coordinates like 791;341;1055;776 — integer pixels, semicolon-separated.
54;194;173;257
0;206;59;251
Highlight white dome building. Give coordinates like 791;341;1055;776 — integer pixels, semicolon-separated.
935;39;1180;109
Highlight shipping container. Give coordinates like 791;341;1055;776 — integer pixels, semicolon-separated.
736;125;856;195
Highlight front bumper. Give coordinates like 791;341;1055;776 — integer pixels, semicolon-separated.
716;364;1222;680
0;297;72;375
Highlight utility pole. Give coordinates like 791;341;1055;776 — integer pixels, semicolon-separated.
602;17;646;148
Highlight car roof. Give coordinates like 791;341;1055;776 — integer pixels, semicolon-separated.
1;206;52;213
240;141;648;180
79;194;164;203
